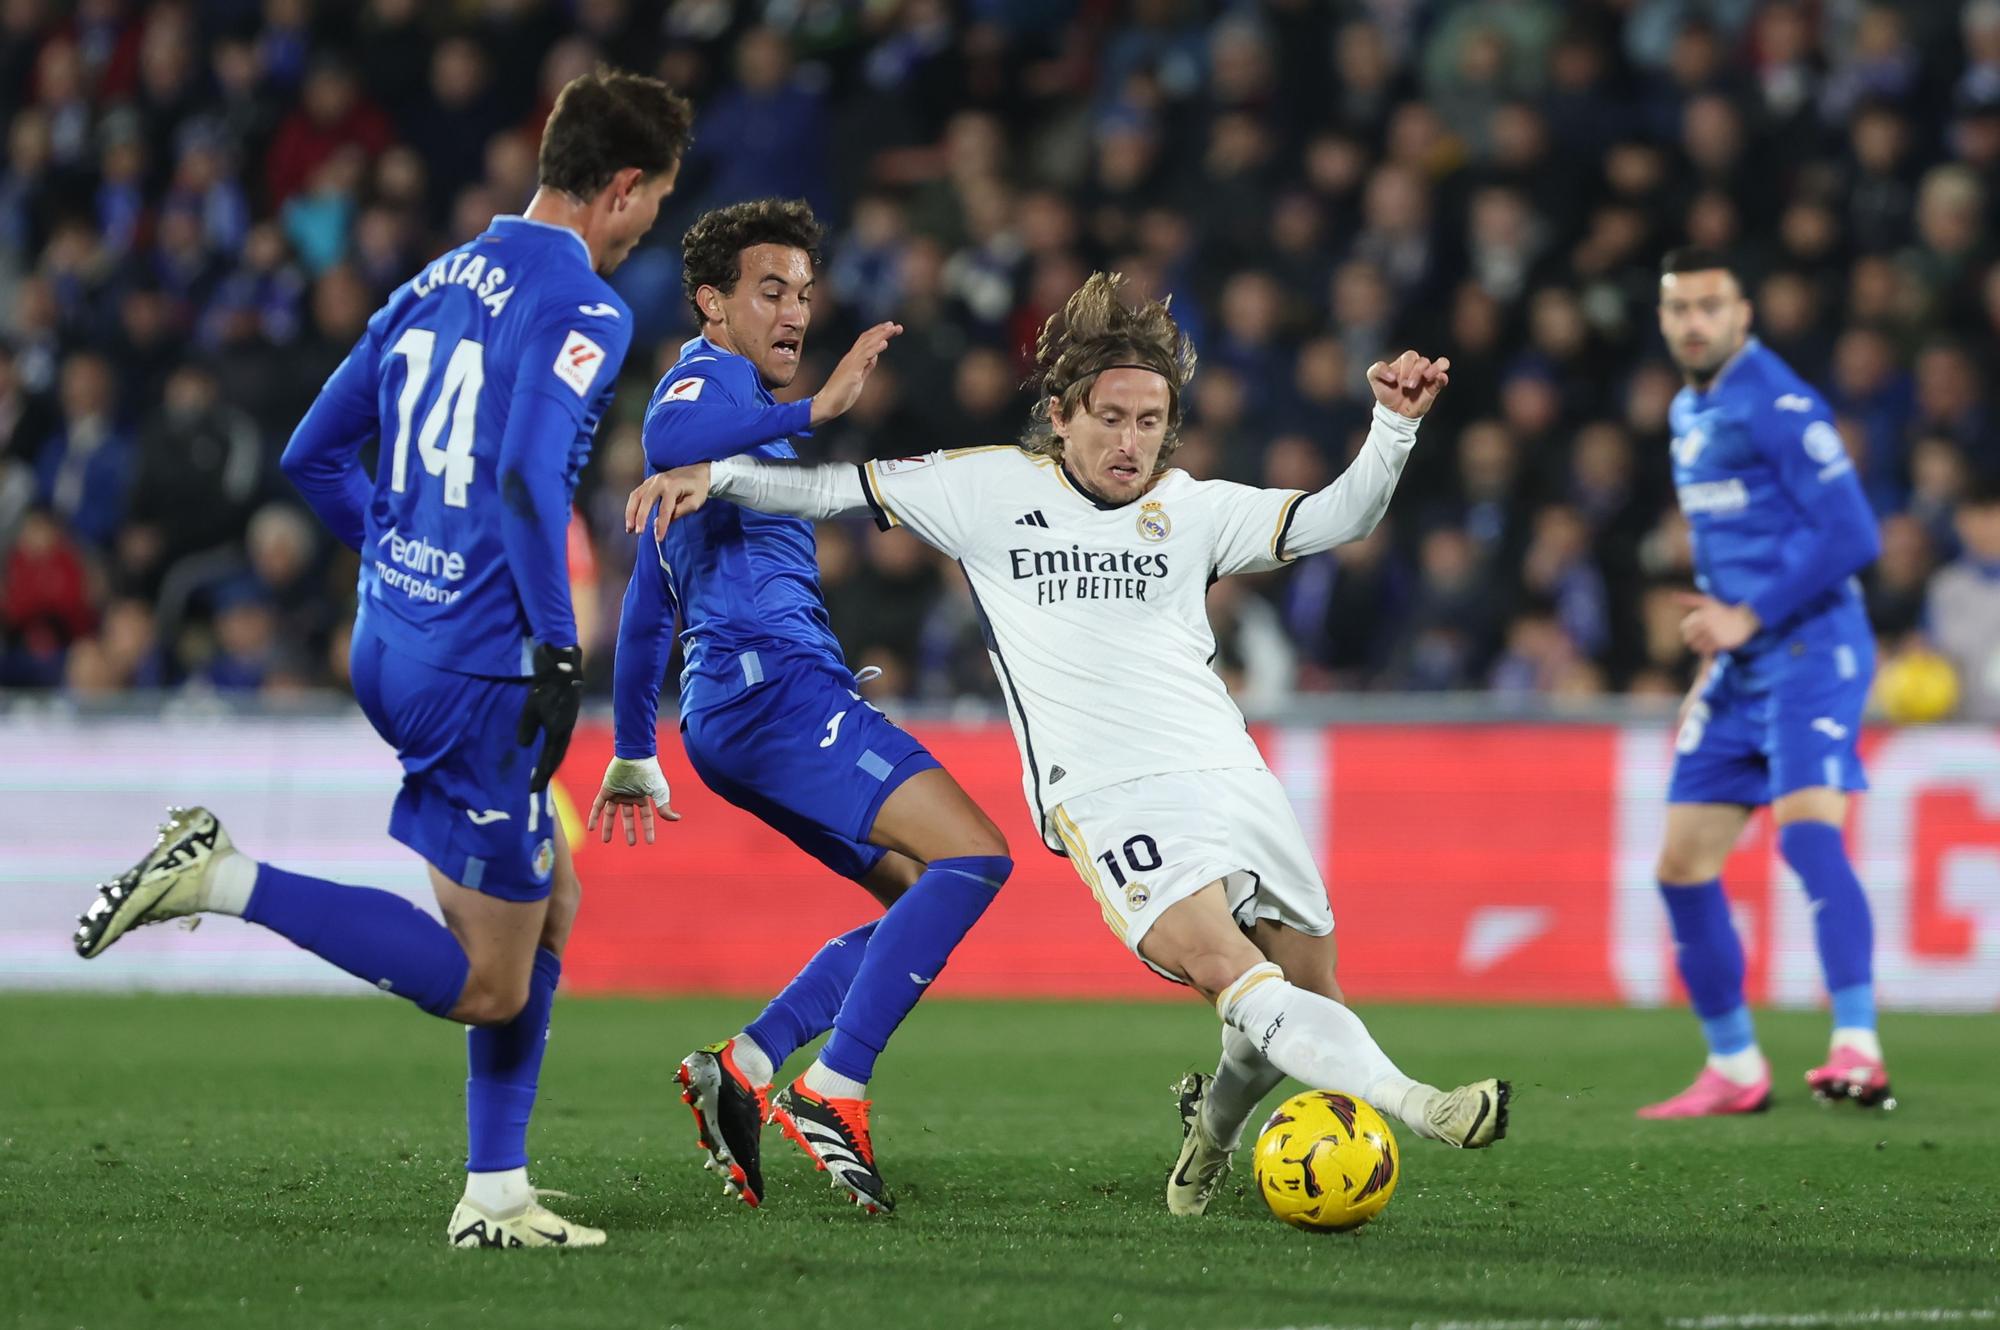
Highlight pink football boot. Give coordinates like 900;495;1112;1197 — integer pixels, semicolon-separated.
1637;1063;1772;1119
1806;1046;1896;1109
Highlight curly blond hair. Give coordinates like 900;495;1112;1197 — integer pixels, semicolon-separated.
1021;272;1198;471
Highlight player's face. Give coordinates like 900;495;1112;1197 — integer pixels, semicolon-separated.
707;244;814;388
1658;269;1751;381
596;163;679;275
1054;368;1172;504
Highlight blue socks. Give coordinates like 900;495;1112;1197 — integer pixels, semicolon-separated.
244;865;568;1181
1660;822;1879;1055
1779;820;1877;1030
744;922;877;1071
1658;878;1754;1055
819;854;1010;1084
244;863;470;1016
466;946;560;1173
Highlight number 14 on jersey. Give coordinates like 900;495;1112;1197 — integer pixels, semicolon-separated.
388;329;485;508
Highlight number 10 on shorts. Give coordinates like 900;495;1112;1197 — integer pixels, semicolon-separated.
1097;834;1162;887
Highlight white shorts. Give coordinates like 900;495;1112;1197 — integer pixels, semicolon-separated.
1047;766;1333;983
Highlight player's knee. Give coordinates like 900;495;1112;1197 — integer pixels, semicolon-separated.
1773;788;1846;829
955;808;1008;861
1657;841;1721;885
459;993;528;1028
1186;951;1260;1004
453;973;530;1027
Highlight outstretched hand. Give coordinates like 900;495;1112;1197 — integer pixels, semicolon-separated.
1368;350;1452;419
586;755;681;846
810;321;902;428
625;463;713;541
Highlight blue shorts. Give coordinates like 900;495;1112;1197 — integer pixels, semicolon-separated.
681;661;939;882
1668;637;1873;807
350;621;556;902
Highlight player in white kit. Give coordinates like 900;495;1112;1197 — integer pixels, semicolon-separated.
625;273;1509;1215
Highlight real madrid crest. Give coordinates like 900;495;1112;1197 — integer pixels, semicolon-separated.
1125;881;1151;910
1137;501;1171;542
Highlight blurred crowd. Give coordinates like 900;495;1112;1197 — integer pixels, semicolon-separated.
5;0;2000;720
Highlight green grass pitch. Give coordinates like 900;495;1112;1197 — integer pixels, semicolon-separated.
2;995;1995;1330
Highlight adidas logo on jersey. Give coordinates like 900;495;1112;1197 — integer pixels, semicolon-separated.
1014;510;1050;528
1049;765;1067;783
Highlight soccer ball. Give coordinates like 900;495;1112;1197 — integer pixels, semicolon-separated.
1252;1090;1399;1232
1874;647;1959;724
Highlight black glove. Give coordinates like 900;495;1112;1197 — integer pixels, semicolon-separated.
517;643;583;794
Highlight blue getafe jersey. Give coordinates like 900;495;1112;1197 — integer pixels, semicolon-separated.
284;216;632;678
1668;338;1879;675
612;336;844;755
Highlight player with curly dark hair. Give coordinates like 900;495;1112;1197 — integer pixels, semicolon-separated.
677;198;824;331
590;200;1012;1217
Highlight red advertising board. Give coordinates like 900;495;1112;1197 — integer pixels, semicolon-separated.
560;721;2000;1010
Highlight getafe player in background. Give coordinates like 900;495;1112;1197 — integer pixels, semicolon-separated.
1642;248;1888;1119
589;199;1012;1216
73;70;694;1246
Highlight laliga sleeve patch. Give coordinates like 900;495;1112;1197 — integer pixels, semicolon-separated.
1802;420;1845;465
661;375;705;403
553;330;606;397
877;454;934;474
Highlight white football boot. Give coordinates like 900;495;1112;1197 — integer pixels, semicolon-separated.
74;806;232;959
1418;1078;1511;1148
448;1192;605;1249
1165;1072;1235;1216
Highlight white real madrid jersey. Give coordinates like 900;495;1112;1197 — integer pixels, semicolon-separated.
859;445;1302;849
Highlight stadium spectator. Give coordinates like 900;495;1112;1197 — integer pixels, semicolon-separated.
681;26;829;218
0;1;1992;709
263;57;392;210
1928;481;2000;720
120;361;263;594
35;349;129;549
1867;513;1939;642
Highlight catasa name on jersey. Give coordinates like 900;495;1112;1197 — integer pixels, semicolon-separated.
410;251;517;317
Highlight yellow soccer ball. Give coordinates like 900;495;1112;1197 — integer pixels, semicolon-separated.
1252;1090;1399;1232
1874;648;1959;724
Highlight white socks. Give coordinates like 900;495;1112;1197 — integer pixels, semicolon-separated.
1214;962;1439;1136
201;851;258;916
1832;1027;1883;1062
731;1033;775;1087
463;1165;532;1214
1706;1046;1768;1084
1200;1025;1287;1150
802;1059;867;1100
